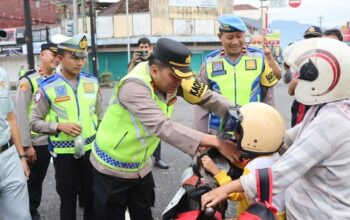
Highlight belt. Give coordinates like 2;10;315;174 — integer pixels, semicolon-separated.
0;142;11;154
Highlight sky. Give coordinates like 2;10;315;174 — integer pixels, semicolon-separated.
234;0;350;28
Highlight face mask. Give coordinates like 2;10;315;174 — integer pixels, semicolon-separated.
249;44;264;50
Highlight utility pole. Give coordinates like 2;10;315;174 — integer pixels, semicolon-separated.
73;0;78;35
319;15;324;30
89;0;98;76
126;0;130;63
260;0;267;35
23;0;34;70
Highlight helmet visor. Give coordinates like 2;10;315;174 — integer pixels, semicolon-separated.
218;106;243;140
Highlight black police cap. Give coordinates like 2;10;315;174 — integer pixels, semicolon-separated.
41;43;58;53
304;26;322;39
153;38;194;78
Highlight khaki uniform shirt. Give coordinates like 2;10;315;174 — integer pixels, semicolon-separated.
30;73;104;136
15;74;49;147
0;67;12;146
90;77;232;179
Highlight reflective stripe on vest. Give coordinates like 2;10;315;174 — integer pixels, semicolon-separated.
41;73;99;154
93;62;174;172
206;54;263;130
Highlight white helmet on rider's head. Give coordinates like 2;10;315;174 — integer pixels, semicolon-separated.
283;38;350;105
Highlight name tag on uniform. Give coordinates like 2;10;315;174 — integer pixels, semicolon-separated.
84;82;95;93
55;96;70;103
245;59;257;70
211;61;226;77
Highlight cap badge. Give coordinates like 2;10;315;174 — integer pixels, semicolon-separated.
308;27;316;33
220;24;231;31
79;36;88;50
185;55;191;64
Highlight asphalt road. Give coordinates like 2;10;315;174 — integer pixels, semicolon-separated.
10;80;294;220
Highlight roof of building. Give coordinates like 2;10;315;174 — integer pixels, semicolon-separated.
98;0;149;16
241;16;260;31
233;4;259;11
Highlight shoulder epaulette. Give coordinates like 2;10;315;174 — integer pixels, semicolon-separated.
246;46;264;58
40;74;59;88
19;69;36;80
205;48;225;63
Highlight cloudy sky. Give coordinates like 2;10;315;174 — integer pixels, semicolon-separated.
235;0;350;28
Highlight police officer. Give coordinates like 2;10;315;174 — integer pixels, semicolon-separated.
90;38;239;219
15;42;59;220
128;37;169;169
193;14;278;135
0;28;31;220
30;33;103;220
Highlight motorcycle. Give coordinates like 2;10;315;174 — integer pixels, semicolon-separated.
162;148;243;220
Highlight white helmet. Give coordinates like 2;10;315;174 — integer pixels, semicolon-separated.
283;38;350;105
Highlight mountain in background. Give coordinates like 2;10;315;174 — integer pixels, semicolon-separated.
269;20;313;49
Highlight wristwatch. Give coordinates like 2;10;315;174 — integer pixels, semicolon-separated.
19;154;27;159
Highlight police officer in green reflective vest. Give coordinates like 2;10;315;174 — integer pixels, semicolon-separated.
193;14;278;135
91;38;239;219
30;33;103;220
15;42;59;220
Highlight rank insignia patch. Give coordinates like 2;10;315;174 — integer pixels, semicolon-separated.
84;82;94;93
245;59;257;70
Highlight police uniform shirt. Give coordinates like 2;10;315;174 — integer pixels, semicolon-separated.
192;52;276;134
30;73;104;136
15;73;49;147
90;77;233;179
0;67;13;146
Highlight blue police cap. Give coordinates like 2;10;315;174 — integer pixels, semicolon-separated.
218;14;247;32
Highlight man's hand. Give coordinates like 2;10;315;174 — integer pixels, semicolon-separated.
131;51;141;63
201;185;231;210
201;155;220;176
24;146;37;162
216;139;240;164
57;123;82;137
21;158;30;179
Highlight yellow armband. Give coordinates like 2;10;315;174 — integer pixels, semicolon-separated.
260;60;278;87
178;77;208;104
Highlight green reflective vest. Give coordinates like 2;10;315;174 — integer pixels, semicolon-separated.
25;72;48;136
40;73;99;154
206;50;264;130
92;62;174;172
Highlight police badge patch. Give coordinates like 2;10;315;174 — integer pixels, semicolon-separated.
34;90;42;103
245;59;257;70
55;85;68;97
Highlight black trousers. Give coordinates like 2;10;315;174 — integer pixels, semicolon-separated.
27;145;51;216
93;168;155;220
53;151;94;220
153;142;161;161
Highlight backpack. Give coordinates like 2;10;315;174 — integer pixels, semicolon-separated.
238;168;278;220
